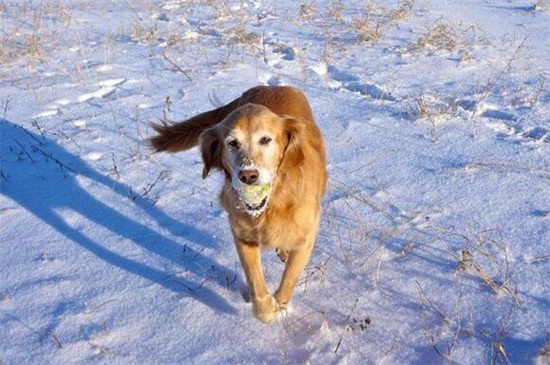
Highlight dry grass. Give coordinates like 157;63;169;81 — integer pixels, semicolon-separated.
511;77;545;108
408;92;460;142
297;256;331;292
413;23;461;51
130;19;159;44
416;280;458;363
352;1;415;44
538;341;550;365
326;167;530;363
228;25;261;46
416;275;519;364
442;229;522;307
406;18;486;63
324;178;400;274
470;37;528;120
535;0;549;10
456;248;520;307
0;1;73;64
352;9;384;43
297;0;415;53
334;298;360;354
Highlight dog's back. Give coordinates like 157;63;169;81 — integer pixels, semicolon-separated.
149;86;316;153
238;86;315;123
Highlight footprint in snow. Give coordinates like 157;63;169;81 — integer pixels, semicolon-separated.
532;209;550;219
78;78;127;103
263;40;297;70
522;126;550;143
458;99;517;122
480;109;516;121
98;78;127;88
346;83;396;101
258;74;281;87
272;45;296;61
319;65;395;101
486;120;549;145
459;101;549;144
33;97;85;119
72;120;87;129
85;152;103;161
33;109;60;118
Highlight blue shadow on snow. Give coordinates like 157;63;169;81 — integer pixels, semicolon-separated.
0;119;238;315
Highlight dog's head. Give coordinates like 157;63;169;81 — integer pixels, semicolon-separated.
200;103;305;215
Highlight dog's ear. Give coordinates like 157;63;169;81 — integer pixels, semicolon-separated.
199;127;222;179
280;117;306;169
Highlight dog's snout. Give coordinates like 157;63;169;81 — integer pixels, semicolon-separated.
239;169;259;185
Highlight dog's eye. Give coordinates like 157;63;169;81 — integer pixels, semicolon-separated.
227;139;241;149
259;136;272;145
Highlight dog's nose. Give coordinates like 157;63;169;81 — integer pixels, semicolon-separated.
238;169;259;185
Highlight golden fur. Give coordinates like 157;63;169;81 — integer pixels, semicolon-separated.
149;86;327;323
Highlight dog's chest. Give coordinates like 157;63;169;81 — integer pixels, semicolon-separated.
231;216;278;248
222;185;306;248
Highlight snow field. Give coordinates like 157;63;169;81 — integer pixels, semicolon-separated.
1;1;549;364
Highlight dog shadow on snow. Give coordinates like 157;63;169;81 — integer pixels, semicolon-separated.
0;119;240;315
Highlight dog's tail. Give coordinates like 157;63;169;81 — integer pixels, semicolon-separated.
149;98;240;153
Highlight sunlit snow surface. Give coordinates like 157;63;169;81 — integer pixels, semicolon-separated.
1;1;549;363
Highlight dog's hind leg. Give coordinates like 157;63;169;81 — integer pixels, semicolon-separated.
275;248;289;263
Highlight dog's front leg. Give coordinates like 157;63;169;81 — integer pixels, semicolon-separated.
235;239;279;323
274;237;315;310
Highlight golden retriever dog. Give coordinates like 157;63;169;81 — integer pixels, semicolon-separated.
149;86;327;323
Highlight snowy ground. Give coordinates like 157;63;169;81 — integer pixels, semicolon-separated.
1;1;549;364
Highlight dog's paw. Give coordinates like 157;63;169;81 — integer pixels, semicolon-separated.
275;248;289;263
253;295;280;324
273;291;290;311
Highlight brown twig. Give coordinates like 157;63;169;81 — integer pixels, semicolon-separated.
334;298;359;353
162;49;193;82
